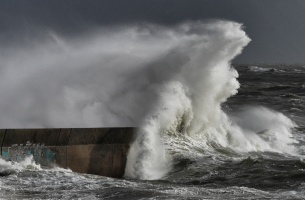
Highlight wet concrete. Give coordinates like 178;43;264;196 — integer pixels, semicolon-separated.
0;128;135;178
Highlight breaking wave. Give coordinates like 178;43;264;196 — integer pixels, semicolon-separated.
0;156;41;176
124;22;297;180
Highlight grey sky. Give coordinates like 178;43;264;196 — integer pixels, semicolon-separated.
1;0;305;64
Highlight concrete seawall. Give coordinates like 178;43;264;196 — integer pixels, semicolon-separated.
0;128;135;178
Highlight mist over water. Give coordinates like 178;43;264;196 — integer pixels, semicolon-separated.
0;23;186;128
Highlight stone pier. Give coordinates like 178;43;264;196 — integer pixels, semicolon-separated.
0;128;135;178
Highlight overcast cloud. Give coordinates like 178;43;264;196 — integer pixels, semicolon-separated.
1;0;305;63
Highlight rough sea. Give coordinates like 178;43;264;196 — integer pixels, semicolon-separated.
1;65;304;200
0;21;305;199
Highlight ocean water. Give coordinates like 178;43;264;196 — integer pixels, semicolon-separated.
1;66;304;200
1;21;305;199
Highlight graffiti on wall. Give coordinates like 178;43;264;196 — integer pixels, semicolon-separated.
1;141;56;166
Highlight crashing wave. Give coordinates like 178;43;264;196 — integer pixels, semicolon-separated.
124;21;297;180
0;155;41;176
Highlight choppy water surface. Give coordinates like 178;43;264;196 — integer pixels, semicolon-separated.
1;65;305;199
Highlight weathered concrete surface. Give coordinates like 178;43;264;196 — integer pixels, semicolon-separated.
0;130;6;155
68;128;134;145
3;129;61;147
57;129;71;146
0;128;135;178
65;144;130;177
49;146;68;168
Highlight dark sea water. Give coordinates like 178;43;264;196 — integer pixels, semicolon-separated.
1;65;305;199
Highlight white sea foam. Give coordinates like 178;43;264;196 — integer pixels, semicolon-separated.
0;155;41;175
124;21;298;180
249;66;272;72
125;21;251;179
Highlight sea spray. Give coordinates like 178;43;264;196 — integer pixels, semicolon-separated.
125;82;193;180
125;21;251;179
0;155;41;176
124;21;298;180
230;106;297;153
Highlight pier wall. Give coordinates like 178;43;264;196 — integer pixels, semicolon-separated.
0;128;135;178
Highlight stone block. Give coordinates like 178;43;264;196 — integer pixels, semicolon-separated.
65;144;129;177
57;129;71;146
49;146;67;168
102;128;135;144
68;128;108;145
0;129;6;154
66;145;93;173
111;144;130;177
67;128;135;145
